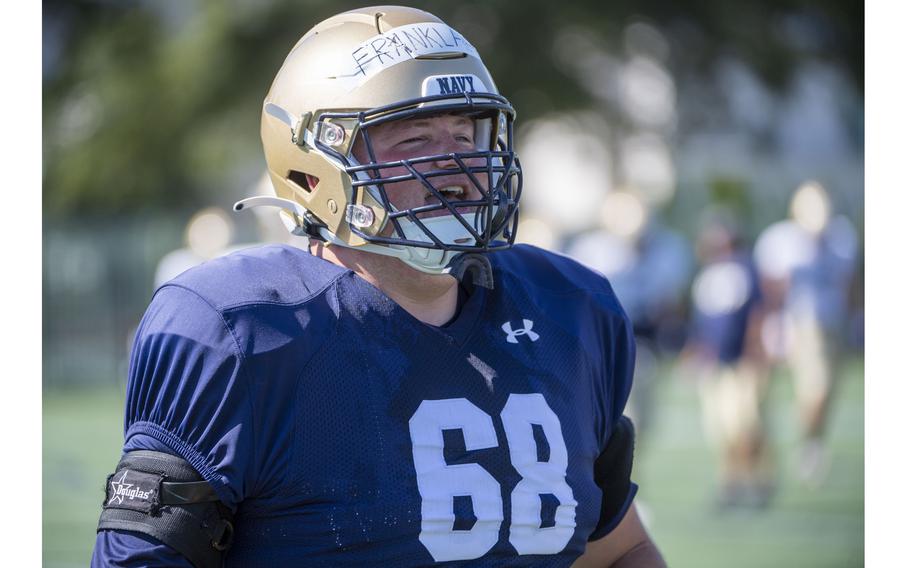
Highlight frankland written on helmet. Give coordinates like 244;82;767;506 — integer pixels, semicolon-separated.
347;22;480;83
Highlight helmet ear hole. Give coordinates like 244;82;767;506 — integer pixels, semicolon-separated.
288;171;319;193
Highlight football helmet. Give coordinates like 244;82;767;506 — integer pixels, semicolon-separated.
236;5;522;277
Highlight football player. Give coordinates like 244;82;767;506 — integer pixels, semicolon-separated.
91;6;665;567
753;181;858;486
682;214;772;508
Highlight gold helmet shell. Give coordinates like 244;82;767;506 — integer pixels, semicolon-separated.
246;5;522;274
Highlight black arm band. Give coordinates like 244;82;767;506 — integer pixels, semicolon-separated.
590;415;636;539
98;450;234;568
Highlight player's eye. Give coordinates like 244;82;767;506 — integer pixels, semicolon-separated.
397;136;427;146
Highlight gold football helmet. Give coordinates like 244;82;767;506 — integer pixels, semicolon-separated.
236;5;522;278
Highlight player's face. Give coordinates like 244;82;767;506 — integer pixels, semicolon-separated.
352;114;486;225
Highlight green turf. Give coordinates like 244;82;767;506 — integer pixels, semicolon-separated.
43;387;126;568
635;359;864;568
42;360;863;567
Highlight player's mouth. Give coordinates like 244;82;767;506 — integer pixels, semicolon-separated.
422;184;483;218
437;185;467;200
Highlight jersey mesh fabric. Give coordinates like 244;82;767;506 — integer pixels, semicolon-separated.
95;244;636;567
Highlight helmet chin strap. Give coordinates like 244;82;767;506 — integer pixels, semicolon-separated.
233;196;496;288
443;252;495;289
325;234;495;289
321;213;497;289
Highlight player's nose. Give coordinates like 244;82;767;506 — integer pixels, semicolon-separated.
431;152;459;169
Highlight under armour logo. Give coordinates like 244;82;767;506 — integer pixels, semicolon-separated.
501;319;539;343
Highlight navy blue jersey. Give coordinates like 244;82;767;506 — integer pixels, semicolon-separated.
93;244;637;567
690;253;762;364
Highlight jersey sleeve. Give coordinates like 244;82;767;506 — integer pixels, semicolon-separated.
588;297;639;541
587;287;637;444
92;530;195;568
606;306;636;426
122;283;257;506
93;284;256;565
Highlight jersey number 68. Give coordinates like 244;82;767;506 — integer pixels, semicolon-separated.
408;394;577;561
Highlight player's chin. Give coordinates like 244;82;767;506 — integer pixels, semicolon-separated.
412;207;483;227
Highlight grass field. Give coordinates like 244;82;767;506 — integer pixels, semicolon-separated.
635;359;864;568
43;359;863;567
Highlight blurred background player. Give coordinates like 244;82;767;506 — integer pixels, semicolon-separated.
680;212;771;509
565;190;692;449
753;180;858;486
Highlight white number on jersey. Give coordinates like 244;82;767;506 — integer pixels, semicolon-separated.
502;393;577;554
409;398;504;561
409;394;576;562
